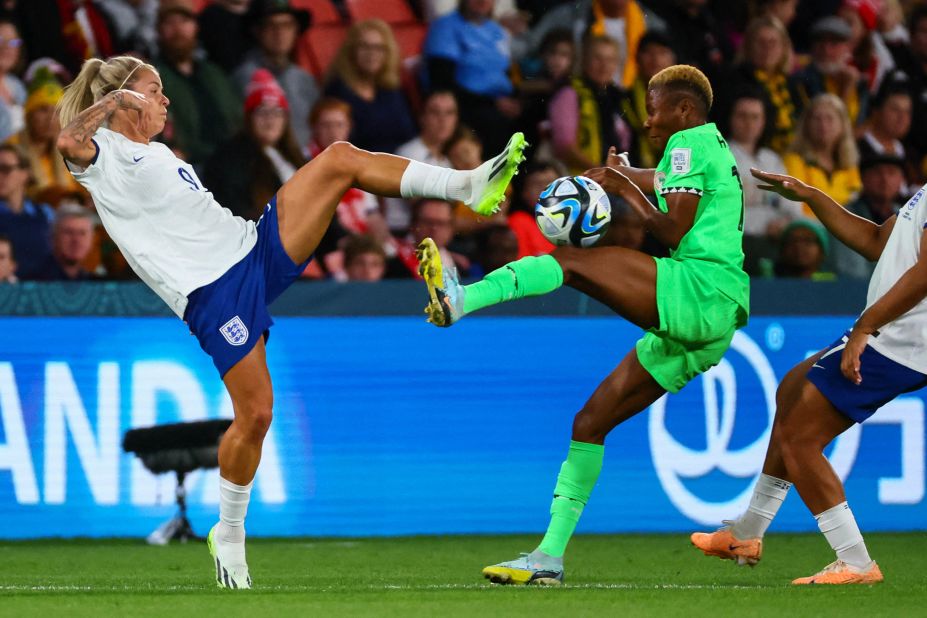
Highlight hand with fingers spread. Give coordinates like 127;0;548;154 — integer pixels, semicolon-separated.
750;168;815;202
111;89;153;135
840;328;869;385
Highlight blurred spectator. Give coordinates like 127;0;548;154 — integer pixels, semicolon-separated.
857;78;914;187
304;97;393;276
623;30;676;167
424;0;518;154
519;1;664;88
424;0;518;21
723;16;798;154
837;0;895;93
878;0;909;49
764;220;835;280
14;0;116;76
660;0;728;73
343;234;387;282
0;233;15;283
728;90;805;241
32;204;97;281
396;90;459;167
199;0;254;72
892;5;927;181
325;19;416;154
0;16;25;143
154;0;243;166
833;152;908;279
96;0;159;58
518;29;576;149
444;127;483;171
203;69;305;222
234;0;316;148
473;224;519;275
508;159;559;258
7;68;83;205
748;0;799;27
549;35;634;174
783;94;861;215
792;16;870;125
386;199;468;278
0;144;53;280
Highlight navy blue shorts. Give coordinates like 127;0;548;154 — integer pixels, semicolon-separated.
183;197;310;377
807;332;927;423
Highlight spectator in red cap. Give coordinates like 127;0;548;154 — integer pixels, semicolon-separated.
203;69;305;221
838;0;896;93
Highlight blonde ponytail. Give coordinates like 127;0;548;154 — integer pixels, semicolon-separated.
56;56;158;127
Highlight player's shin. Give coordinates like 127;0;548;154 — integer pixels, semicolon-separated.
399;160;473;203
732;474;792;539
537;441;604;558
816;502;873;569
218;477;252;543
463;255;564;315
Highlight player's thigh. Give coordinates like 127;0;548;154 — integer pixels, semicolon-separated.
572;348;667;443
776;377;853;451
275;143;359;264
223;337;274;423
552;245;658;330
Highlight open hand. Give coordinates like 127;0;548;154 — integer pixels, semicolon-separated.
585;166;634;195
750;169;815;202
111;89;147;112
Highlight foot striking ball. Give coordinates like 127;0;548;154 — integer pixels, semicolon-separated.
535;176;611;248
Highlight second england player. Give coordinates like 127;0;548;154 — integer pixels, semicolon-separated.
55;55;526;589
417;65;749;585
692;171;927;585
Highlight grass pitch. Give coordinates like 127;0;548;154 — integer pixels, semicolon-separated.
1;533;925;617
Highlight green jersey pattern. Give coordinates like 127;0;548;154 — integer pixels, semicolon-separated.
654;122;749;320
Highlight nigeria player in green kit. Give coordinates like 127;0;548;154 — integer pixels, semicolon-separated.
417;65;749;585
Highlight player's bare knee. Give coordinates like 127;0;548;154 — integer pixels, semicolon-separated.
321;140;361;172
551;247;580;285
239;399;273;441
571;409;606;443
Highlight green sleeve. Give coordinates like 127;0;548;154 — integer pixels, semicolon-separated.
658;133;708;198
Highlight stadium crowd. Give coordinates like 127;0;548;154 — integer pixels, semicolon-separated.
0;0;925;284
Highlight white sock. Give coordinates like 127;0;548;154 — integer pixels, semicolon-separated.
732;474;791;539
218;476;252;544
816;501;872;569
400;160;471;202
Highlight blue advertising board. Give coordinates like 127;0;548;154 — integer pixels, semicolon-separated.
0;315;923;538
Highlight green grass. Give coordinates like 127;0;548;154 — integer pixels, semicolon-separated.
1;533;925;616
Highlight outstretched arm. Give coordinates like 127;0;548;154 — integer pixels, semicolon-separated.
585;165;697;250
751;168;894;261
57;90;147;167
841;229;927;384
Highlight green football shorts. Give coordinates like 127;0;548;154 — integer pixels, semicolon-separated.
636;257;746;394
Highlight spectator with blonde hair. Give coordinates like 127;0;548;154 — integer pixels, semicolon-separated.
324;19;416;154
0;16;25;142
783;93;862;215
0;142;54;279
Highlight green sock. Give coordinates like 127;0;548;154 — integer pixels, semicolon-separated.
462;254;563;315
537;440;604;558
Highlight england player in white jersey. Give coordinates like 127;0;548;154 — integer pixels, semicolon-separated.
56;55;527;589
690;166;927;585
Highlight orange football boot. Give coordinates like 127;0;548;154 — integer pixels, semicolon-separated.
792;560;883;585
690;522;763;566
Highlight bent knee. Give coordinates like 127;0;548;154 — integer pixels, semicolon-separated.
320;140;360;169
237;399;273;440
550;246;580;284
571;408;608;444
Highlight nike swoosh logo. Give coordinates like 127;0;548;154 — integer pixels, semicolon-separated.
133;155;145;163
812;364;824;369
729;544;747;551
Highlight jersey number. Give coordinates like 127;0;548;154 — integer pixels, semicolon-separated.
731;166;744;232
178;167;201;191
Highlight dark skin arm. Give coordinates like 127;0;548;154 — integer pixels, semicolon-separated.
585;165;698;250
841;229;927;385
605;146;655;194
751;169;895;261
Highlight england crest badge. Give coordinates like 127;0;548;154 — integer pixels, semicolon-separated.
220;316;249;346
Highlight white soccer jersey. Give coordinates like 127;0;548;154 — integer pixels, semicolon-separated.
69;128;258;317
864;184;927;373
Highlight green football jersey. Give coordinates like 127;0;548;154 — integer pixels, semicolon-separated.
654;122;749;320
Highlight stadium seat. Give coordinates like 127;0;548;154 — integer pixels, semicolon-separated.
393;23;426;60
344;0;417;24
297;24;348;77
291;0;342;25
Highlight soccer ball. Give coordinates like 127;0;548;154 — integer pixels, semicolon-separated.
535;176;611;248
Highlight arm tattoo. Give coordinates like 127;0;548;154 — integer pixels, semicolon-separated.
62;93;120;145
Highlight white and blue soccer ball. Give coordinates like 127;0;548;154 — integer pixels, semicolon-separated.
535;176;611;248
